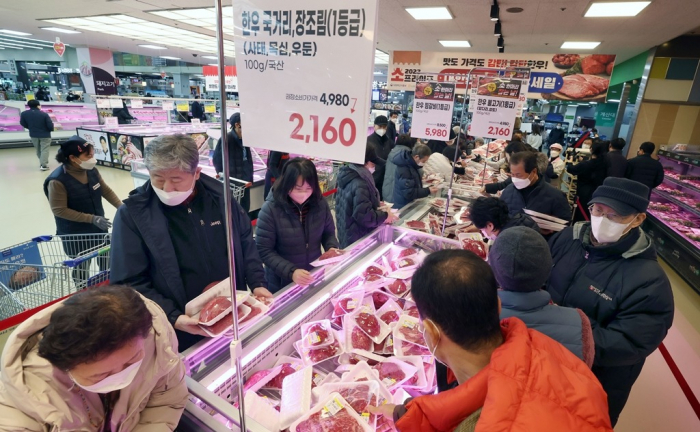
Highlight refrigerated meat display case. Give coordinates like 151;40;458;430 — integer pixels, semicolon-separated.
645;147;700;295
0;101;98;147
177;225;460;431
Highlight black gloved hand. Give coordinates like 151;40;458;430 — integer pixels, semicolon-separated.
92;216;112;231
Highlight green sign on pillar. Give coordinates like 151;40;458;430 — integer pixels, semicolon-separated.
595;102;618;128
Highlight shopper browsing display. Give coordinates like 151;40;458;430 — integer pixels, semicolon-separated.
0;286;188;431
370;250;613;432
383;134;416;201
625;141;665;197
482;141;529;195
367;115;393;198
526;123;543;151
110;134;269;350
336;143;398;248
20;99;54;171
426;128;456;156
548;143;566;188
605;138;628;178
213;113;254;212
112;100;136;125
547;177;674;426
469;197;538;240
387;110;399;143
255;158;339;293
263;150;290;199
43;136;122;282
566;140;608;220
392;144;437;209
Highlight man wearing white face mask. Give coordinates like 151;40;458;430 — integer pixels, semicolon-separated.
111;134;270;351
547;177;674;426
44;136;122;282
0;285;188;431
367;115;392;198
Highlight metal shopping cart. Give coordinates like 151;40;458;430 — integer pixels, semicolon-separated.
0;234;111;320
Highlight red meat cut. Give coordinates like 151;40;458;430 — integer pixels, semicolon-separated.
239;304;263;324
305;323;331;347
337;385;377;418
319;249;344;261
399;324;425;346
204;313;232;334
350;326;373;351
254;295;274;306
579;74;609;92
294;408;366;432
374;335;393;354
398;248;418;259
558;75;598;99
307;338;341;363
379;310;400;324
375;362;406;385
372;291;389;309
397;258;415;269
267;363;297;389
333;297;358;316
406;220;427;230
580;56;606;75
606;62;614;76
387;280;407;296
461;239;487;260
404;305;419;318
363;265;385;277
243;369;275;392
364;274;383;283
355;312;381;337
199;296;231;323
401;340;431;356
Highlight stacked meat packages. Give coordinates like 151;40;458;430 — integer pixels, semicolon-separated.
236;246;437;432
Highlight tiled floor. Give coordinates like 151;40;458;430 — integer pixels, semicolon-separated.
1;146;699;430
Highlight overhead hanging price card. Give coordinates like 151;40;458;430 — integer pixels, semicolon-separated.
233;0;379;164
470;77;522;140
410;82;455;140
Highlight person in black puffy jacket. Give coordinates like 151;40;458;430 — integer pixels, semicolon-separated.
625;141;664;197
547;177;674;426
336;144;398;248
213;113;254;212
469;196;539;240
255;158;339;293
392;144;435;209
566;140;608;221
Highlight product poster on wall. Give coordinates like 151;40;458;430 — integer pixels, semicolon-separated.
77;129;111;163
389;51;616;102
109;134;144;167
410;82;455;140
470;77;522;140
233;0;379;164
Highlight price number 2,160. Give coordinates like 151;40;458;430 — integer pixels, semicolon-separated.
487;126;511;137
289;113;357;147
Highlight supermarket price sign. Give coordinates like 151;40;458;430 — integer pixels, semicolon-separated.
470;77;522;140
233;0;379;164
411;82;455;140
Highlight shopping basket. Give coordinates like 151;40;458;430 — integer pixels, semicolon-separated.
0;234;111;320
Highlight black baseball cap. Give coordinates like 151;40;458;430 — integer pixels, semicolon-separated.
228;112;241;126
60;136;90;155
374;115;388;126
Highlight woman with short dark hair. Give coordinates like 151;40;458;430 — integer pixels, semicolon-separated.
0;285;188;431
255;158;340;293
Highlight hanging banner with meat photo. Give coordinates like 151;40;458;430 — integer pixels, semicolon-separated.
410;81;456;141
389;51;616;102
470;77;522;141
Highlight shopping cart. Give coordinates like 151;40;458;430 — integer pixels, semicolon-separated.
215;174;251;203
0;234;111;320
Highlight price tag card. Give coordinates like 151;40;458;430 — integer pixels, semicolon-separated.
176;102;189;112
104;117;118;126
109;99;123;108
191;118;201;124
130;99;143;109
96;99;111;109
162;101;174;111
233;0;379;164
204;104;216;113
410;81;455;141
470;77;523;140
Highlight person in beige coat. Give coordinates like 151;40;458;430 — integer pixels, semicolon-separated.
0;285;188;431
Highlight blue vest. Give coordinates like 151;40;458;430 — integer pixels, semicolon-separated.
43;166;106;235
499;290;585;361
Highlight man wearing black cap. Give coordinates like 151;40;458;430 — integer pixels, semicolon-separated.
213;112;254;212
367;115;392;198
20;99;54;171
547;177;674;426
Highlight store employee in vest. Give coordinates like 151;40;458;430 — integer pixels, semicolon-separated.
110;134;271;351
43;136;122;280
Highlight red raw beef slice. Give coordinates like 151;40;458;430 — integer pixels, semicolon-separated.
580;56;606;75
387;280;407;296
307;339;341;363
351;326;373;351
364;274;383;283
406;220;426;229
239;305;262;324
401;340;431;356
398;248;417;259
375;362;406;384
267;363;297;389
319;249;344;260
379;310;400;324
461;239;487;260
338;385;374;416
363;265;385;277
355;312;381;337
372;291;389;309
404;305;419;318
199;296;231;323
399;324;425;346
204;313;232;334
244;369;275;392
333;297;358;316
294;408;366;432
305;323;331;347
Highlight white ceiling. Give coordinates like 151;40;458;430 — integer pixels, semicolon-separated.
0;0;698;67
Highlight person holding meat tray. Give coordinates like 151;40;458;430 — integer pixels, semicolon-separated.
255;158;339;293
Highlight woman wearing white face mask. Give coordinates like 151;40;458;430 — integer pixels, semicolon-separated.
0;285;188;431
255;158;339;293
43;136;122;282
547;177;674;426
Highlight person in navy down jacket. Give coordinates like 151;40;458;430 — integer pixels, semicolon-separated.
489;226;594;367
383;134;416;202
255;158;339;294
625;141;664;197
336;143;399;248
392;144;437;209
469;197;539;241
110;134;270;351
547;177;674;426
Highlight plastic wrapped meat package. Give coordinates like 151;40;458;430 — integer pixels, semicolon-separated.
310;248;348;267
313;381;382;429
295;330;345;365
332;289;365;318
346;307;392;345
244;391;281;431
290;392;372;432
393;356;427;391
371;358;418;392
376;299;403;326
393;314;427;348
301;320;336;350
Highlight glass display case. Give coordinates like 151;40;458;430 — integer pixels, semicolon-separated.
97;105;169;124
645;147;700;294
177;225;460;431
0;101;99;146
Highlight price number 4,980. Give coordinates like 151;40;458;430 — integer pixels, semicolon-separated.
290;113;356;147
488;126;511;137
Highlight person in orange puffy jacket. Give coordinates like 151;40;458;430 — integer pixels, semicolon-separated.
370;249;613;432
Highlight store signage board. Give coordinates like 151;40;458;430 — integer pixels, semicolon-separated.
53;38;66;58
130;99;143;109
162;101;174;111
470;77;522;140
233;0;379;164
77;128;112;163
410;82;455;140
205;104;216;113
595;102;618;127
191;118;201;124
390;51;616;102
468;67;530;115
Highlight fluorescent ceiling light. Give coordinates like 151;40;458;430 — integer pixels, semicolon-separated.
0;29;32;36
0;38;50;48
201;55;218;59
561;41;601;49
440;40;471;48
40;27;81;34
585;2;651;17
607;99;621;102
139;44;166;49
160;56;181;60
0;41;42;49
405;7;453;20
207;63;219;66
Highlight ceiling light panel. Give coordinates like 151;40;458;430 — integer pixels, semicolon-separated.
405;7;453;20
0;29;32;36
585;2;651;17
561;41;601;49
40;27;81;34
440;40;471;47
